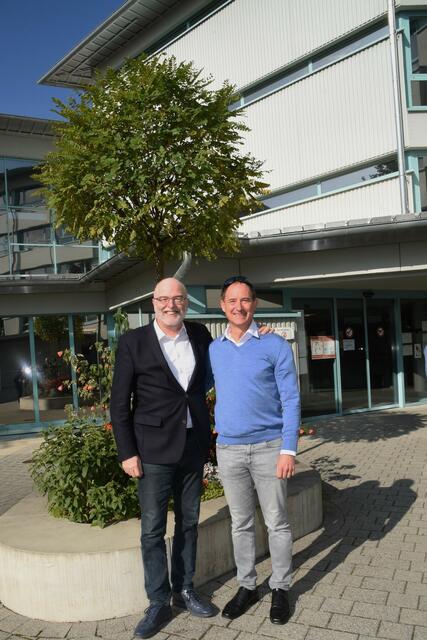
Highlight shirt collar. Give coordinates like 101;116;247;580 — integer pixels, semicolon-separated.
221;320;259;342
153;319;187;342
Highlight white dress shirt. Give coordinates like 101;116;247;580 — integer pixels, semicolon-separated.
222;320;296;456
153;320;196;428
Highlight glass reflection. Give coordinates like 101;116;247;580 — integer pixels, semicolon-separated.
0;316;35;427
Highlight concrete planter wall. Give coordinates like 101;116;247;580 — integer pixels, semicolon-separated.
0;461;322;622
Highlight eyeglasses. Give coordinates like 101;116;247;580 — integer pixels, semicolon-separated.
153;296;187;305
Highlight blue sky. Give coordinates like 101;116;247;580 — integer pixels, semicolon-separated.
1;0;126;120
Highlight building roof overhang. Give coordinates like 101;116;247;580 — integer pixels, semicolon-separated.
0;114;55;138
39;0;212;88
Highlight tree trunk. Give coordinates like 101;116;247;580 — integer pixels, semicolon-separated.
154;250;164;282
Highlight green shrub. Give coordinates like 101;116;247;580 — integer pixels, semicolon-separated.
30;410;139;528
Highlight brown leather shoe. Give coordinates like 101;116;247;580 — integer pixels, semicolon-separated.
222;586;259;619
270;588;290;624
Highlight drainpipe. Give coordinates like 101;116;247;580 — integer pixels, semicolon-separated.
388;0;410;214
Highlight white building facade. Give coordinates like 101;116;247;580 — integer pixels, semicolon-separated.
1;0;427;432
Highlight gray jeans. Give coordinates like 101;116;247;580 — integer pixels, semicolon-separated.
217;438;292;591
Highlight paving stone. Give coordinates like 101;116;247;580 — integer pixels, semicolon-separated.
419;596;427;610
256;620;308;639
0;615;29;634
313;584;345;598
328;613;379;636
320;597;353;615
331;574;363;588
201;626;239;640
351;601;399;622
305;629;357;640
400;608;427;626
164;616;211;639
398;570;424;585
0;610;12;623
67;622;97;638
293;594;324;611
360;577;406;593
406;582;427;596
14;619;46;637
414;626;427;640
377;620;414;640
93;619;125;638
342;586;388;605
39;623;72;639
228;615;263;633
353;565;395;580
296;608;331;627
0;632;10;640
387;592;419;609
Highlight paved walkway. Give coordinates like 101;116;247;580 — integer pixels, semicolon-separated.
1;405;427;639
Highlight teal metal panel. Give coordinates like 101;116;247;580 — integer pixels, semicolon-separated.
28;317;40;424
332;298;342;414
394;297;406;408
406;153;421;212
67;315;78;411
362;297;372;409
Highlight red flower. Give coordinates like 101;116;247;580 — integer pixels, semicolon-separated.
202;478;209;487
57;351;63;358
299;427;305;436
57;384;64;392
308;428;316;436
103;422;113;431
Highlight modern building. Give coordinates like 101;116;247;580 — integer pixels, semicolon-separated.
1;0;427;434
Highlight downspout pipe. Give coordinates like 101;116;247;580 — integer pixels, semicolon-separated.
388;0;410;214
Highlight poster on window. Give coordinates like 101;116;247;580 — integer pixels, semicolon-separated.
310;336;336;360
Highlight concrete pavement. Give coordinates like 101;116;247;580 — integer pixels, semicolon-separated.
1;405;427;639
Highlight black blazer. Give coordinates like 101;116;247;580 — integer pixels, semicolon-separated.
110;320;212;464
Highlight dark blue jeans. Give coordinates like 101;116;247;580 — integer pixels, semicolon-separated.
137;430;204;604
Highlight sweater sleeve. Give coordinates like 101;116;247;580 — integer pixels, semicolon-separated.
274;339;301;453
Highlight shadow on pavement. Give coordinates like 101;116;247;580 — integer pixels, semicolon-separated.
289;477;416;606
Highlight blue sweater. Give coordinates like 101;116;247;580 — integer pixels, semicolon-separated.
209;333;301;452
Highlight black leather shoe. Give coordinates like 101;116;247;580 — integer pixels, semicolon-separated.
222;586;259;619
270;588;290;625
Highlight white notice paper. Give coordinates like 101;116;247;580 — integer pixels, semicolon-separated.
403;344;413;356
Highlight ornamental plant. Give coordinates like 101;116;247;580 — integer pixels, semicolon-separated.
30;407;139;527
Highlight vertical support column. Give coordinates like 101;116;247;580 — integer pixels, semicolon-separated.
394;297;405;407
106;312;116;347
362;298;372;409
28;317;40;424
51;210;58;274
332;298;342;415
68;315;79;411
407;153;421;213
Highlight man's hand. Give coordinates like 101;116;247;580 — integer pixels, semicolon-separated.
276;454;295;479
122;455;143;478
257;323;273;335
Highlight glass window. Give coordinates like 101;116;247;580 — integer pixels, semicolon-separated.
5;159;43;208
411;80;427;107
256;290;283;308
33;315;72;423
401;300;427;403
262;184;317;210
0;316;35;427
321;160;398;193
312;25;389;71
411;17;427;74
292;298;336;417
244;64;308;104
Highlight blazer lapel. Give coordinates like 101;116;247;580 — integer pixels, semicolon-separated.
146;322;183;391
185;321;202;389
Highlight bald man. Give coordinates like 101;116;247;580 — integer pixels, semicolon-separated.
110;278;215;638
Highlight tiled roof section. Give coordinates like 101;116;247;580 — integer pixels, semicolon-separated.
39;0;188;88
0;114;54;137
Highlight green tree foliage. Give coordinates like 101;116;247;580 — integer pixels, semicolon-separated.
36;55;267;280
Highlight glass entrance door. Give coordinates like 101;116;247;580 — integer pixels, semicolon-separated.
337;298;397;412
366;299;397;407
337;299;368;411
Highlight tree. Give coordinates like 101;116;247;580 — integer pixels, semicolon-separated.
37;55;267;281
